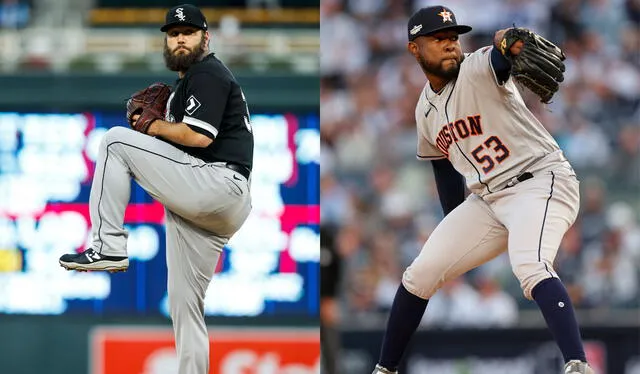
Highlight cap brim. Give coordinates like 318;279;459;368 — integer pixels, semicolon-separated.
160;21;206;32
410;24;472;40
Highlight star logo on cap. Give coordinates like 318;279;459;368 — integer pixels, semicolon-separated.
438;9;453;23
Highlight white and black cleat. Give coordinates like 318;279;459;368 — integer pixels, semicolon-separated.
372;364;398;374
564;360;595;374
59;248;129;272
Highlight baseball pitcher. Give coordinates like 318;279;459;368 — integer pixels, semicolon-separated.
373;6;594;374
59;4;253;374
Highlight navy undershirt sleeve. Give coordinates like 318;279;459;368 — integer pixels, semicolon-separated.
491;46;512;84
431;159;466;216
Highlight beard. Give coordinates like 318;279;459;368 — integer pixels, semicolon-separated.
418;54;464;80
163;34;207;72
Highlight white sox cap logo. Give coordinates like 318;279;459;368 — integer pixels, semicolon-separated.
410;24;423;35
175;7;186;21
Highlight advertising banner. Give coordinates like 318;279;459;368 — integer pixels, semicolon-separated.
91;327;320;374
341;327;639;374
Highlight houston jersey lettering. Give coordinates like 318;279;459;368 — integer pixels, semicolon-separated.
415;46;560;195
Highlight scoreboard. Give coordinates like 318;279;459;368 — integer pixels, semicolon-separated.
0;111;319;317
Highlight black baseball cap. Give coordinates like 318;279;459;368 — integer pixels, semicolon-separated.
408;6;472;41
160;4;208;32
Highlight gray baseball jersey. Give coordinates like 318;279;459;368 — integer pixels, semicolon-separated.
403;46;580;301
415;46;561;195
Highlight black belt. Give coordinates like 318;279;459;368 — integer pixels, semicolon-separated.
504;172;533;189
225;162;251;179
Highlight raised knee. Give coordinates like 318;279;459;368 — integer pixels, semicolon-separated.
101;126;132;147
402;264;444;299
512;261;557;299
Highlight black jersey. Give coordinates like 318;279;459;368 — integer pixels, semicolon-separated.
164;53;254;170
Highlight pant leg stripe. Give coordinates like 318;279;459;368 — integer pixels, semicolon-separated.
538;171;555;278
96;144;110;254
96;139;211;254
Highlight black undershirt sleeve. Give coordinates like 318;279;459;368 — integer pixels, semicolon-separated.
431;158;466;216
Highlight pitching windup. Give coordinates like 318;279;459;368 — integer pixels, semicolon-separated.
373;5;594;374
58;4;254;374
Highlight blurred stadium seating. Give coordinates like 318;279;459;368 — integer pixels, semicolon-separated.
0;0;318;73
0;1;319;374
320;0;639;372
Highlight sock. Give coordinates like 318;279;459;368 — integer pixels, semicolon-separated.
378;284;429;371
532;277;587;363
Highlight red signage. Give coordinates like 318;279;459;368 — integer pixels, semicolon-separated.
91;327;320;374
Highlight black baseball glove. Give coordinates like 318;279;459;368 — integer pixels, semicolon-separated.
126;82;172;134
498;28;566;104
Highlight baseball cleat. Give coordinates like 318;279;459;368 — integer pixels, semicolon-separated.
372;364;398;374
564;360;595;374
59;248;129;272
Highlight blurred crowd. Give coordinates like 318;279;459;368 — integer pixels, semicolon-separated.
0;0;317;30
0;0;31;28
320;0;640;328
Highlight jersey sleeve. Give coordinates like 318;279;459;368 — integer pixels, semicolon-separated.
182;72;231;139
415;102;446;160
463;46;511;88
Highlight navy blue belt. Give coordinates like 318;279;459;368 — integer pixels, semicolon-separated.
225;162;251;179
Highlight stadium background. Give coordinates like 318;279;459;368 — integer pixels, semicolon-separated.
320;0;639;373
0;1;319;373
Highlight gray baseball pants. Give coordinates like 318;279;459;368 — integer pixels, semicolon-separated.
89;126;252;374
